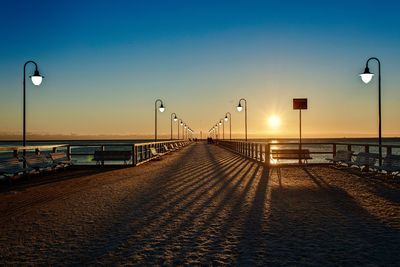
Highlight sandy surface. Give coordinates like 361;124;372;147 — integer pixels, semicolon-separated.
0;143;399;266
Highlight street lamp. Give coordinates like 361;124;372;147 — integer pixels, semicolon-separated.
170;113;177;140
182;122;185;140
225;112;232;140
155;99;165;142
23;60;44;147
237;98;248;141
184;124;187;140
360;57;382;165
178;119;183;140
219;119;224;140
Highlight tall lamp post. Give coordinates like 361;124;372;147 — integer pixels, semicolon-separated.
219;120;224;140
237;98;248;141
224;112;232;140
180;120;184;140
170;113;177;140
360;57;382;166
178;119;183;140
184;124;187;140
155;99;165;142
23;61;44;147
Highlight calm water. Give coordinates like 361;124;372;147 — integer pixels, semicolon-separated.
1;138;400;164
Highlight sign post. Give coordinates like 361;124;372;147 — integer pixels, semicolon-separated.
293;98;308;164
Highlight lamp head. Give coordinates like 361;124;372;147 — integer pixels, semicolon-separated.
360;66;374;84
224;115;228;121
219;120;222;125
30;69;43;86
159;103;165;112
237;102;243;112
173;115;178;121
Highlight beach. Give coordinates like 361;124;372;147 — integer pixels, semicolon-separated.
0;142;399;265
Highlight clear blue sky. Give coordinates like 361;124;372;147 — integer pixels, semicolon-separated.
1;0;399;138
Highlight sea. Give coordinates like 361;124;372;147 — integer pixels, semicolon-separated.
1;138;399;165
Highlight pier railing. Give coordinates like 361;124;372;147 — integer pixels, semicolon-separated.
0;140;191;166
217;140;400;167
67;140;190;165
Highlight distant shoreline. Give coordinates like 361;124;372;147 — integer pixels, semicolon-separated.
0;137;399;143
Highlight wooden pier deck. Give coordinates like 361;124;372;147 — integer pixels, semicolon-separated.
0;142;399;265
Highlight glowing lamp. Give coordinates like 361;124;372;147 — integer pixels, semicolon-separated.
30;70;43;86
159;104;165;112
237;103;243;112
360;67;374;84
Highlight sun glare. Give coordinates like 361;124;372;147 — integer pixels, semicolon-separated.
268;115;281;130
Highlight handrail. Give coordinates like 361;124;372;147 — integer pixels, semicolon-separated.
0;144;68;152
0;140;192;166
217;140;400;167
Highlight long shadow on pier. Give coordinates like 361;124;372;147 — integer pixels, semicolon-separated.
1;144;399;266
255;166;400;265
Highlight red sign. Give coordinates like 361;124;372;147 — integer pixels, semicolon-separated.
293;98;308;110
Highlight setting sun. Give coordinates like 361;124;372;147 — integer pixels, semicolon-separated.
267;115;281;130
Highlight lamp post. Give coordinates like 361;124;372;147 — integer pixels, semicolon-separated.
23;61;44;147
170;113;177;140
178;119;183;139
219;119;224;140
225;112;232;140
184;124;187;140
360;57;382;166
181;121;184;140
237;98;248;141
155;99;165;142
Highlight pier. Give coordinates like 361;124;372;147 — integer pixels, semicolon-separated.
0;142;399;265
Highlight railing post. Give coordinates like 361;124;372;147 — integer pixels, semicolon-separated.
132;145;136;166
347;144;352;152
255;144;258;161
67;145;71;160
333;143;336;158
265;143;270;168
101;145;105;166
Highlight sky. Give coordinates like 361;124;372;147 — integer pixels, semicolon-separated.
0;0;399;139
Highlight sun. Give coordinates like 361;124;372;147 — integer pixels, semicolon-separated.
267;115;281;130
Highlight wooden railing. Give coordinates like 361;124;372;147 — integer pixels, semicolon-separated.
0;144;68;157
217;140;400;167
67;140;191;165
0;140;192;166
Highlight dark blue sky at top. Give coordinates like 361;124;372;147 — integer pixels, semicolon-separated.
1;0;399;57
